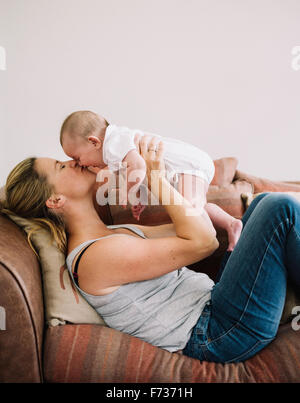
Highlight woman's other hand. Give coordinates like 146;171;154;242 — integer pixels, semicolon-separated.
134;133;164;167
134;135;165;180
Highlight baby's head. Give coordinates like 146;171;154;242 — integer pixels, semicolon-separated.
60;110;109;167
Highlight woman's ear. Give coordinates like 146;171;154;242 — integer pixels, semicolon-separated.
88;136;102;149
45;195;67;210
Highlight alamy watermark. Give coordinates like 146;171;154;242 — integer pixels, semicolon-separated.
291;306;300;331
94;166;206;216
0;46;6;70
291;46;300;71
0;306;6;330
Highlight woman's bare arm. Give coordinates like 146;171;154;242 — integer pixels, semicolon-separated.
80;142;218;292
81;231;217;291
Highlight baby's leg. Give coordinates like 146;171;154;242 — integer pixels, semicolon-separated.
205;203;243;251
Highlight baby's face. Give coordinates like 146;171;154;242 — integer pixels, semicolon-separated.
62;135;103;168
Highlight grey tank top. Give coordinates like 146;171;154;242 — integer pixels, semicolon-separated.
66;224;214;352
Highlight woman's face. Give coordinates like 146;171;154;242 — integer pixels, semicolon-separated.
35;157;96;201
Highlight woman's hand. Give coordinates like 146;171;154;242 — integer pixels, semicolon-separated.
131;134;165;219
134;134;165;185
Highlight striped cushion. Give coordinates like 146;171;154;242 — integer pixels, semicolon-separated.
43;323;300;383
235;170;300;194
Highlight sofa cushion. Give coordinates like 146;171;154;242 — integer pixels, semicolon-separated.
2;211;105;327
235;170;300;193
241;191;300;209
43;322;300;382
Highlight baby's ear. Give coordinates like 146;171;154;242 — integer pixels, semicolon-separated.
87;136;102;149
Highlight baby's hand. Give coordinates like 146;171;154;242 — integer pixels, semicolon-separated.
131;203;146;221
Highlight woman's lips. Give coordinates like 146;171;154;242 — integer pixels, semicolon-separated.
74;163;86;173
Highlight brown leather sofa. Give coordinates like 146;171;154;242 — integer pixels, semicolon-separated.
1;157;300;383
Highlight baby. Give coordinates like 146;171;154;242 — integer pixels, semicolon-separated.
60;110;243;251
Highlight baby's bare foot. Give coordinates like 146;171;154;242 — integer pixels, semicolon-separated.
227;219;243;252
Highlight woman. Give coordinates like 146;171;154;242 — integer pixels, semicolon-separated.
1;139;300;363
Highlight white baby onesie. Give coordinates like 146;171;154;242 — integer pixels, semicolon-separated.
103;124;215;186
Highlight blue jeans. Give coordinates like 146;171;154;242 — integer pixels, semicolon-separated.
183;192;300;363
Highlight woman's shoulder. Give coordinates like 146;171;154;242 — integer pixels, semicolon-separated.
66;225;146;265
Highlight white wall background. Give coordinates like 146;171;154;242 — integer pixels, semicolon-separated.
1;0;300;186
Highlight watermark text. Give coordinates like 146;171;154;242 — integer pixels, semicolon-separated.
94;166;206;216
291;46;300;71
0;46;6;70
0;306;6;330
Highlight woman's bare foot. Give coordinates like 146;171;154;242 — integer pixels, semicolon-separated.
227;218;243;252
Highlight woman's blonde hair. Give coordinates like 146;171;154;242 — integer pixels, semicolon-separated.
0;157;67;255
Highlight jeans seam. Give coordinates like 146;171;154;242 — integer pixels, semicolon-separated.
200;343;211;360
208;218;289;345
291;223;300;242
223;337;274;363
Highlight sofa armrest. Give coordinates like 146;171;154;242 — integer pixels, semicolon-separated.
0;214;44;382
